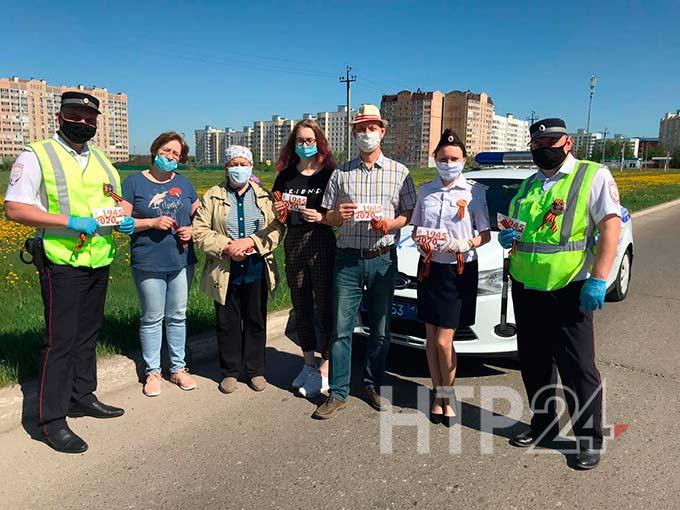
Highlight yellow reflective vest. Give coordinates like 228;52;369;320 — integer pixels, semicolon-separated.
508;160;599;291
29;138;121;268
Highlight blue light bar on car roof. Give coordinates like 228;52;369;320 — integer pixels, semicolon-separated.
475;151;535;165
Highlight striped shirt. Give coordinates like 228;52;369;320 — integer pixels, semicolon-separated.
321;153;417;249
226;184;265;284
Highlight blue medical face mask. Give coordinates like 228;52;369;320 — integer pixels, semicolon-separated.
228;165;253;187
295;144;318;160
154;154;178;173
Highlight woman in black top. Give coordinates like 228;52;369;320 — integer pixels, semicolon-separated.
273;119;336;398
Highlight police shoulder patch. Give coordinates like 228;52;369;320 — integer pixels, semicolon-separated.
9;163;24;186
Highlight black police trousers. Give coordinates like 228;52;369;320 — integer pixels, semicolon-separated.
511;278;604;449
38;262;109;434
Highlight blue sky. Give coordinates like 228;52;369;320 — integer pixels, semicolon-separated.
3;0;678;155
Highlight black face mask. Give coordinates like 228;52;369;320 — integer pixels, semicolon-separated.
531;143;568;171
59;119;97;144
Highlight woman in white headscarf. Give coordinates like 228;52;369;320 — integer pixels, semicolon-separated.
193;146;284;395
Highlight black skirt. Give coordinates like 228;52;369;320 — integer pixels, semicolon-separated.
416;258;479;329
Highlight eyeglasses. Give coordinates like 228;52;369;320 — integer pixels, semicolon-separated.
295;138;317;146
60;111;97;127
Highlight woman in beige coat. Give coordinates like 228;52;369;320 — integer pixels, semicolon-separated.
193;145;283;394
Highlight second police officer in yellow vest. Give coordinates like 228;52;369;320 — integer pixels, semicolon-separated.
4;91;136;453
498;118;622;470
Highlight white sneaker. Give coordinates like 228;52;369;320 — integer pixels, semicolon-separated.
292;364;316;390
298;369;322;397
320;374;329;395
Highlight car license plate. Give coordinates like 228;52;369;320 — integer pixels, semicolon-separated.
361;298;418;321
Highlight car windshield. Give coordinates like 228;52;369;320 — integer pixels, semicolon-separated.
471;178;524;231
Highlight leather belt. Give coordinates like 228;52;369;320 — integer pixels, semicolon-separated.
342;245;394;259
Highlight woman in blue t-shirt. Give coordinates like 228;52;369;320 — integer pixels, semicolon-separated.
121;132;199;397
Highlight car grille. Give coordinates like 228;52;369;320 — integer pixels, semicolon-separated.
360;312;477;341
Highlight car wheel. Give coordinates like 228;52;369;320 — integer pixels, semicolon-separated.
606;248;632;302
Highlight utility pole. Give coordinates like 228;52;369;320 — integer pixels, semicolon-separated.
600;128;608;164
526;110;538;125
339;66;356;158
620;139;625;171
585;74;597;158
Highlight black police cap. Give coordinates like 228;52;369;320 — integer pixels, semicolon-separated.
529;118;567;142
60;91;101;114
434;128;466;156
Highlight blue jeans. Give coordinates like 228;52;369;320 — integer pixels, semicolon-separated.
132;266;194;374
329;248;398;401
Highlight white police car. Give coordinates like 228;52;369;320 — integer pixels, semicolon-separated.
353;152;634;356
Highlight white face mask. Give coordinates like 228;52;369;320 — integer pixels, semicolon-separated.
435;161;464;181
355;131;382;153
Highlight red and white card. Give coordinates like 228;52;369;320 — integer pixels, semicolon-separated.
281;193;307;212
414;227;449;250
353;203;384;222
497;213;526;233
93;207;125;226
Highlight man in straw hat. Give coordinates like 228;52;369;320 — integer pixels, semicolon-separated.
313;104;417;419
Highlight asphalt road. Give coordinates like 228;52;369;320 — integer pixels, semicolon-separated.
2;207;679;509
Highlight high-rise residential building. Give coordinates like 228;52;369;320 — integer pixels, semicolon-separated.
195;125;224;165
570;129;603;158
380;90;444;167
0;76;129;162
225;126;254;154
660;110;680;154
490;113;530;152
442;90;494;156
252;115;296;163
316;105;357;160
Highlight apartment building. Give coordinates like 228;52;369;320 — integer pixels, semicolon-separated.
195;125;225;165
380;90;444;167
490;113;530;152
570;129;603;158
442;90;494;156
0;76;129;161
252;115;296;163
660;110;680;154
316;105;357;159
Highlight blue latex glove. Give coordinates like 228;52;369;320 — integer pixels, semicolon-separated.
580;277;607;312
498;228;521;249
117;216;135;235
67;216;98;235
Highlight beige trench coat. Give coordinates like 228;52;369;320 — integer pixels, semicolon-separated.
192;180;283;305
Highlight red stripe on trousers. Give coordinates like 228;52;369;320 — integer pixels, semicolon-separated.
39;269;53;434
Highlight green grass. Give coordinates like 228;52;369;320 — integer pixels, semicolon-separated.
0;166;679;387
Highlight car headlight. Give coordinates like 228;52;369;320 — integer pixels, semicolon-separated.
478;269;504;295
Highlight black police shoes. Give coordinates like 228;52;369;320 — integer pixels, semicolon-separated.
510;428;557;447
68;400;125;419
43;427;88;454
573;449;601;470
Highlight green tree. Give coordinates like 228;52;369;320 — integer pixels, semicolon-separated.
333;150;348;164
575;146;587;160
0;159;12;172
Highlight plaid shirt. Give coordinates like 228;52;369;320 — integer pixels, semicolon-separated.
321;153;417;249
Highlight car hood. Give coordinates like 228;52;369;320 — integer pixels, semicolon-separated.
396;226;504;277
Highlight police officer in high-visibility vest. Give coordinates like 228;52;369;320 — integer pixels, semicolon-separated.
5;91;136;453
498;118;622;470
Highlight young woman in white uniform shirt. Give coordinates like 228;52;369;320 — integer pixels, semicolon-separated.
411;129;491;425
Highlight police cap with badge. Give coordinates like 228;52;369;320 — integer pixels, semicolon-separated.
434;128;467;156
60;91;102;114
529;118;567;142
